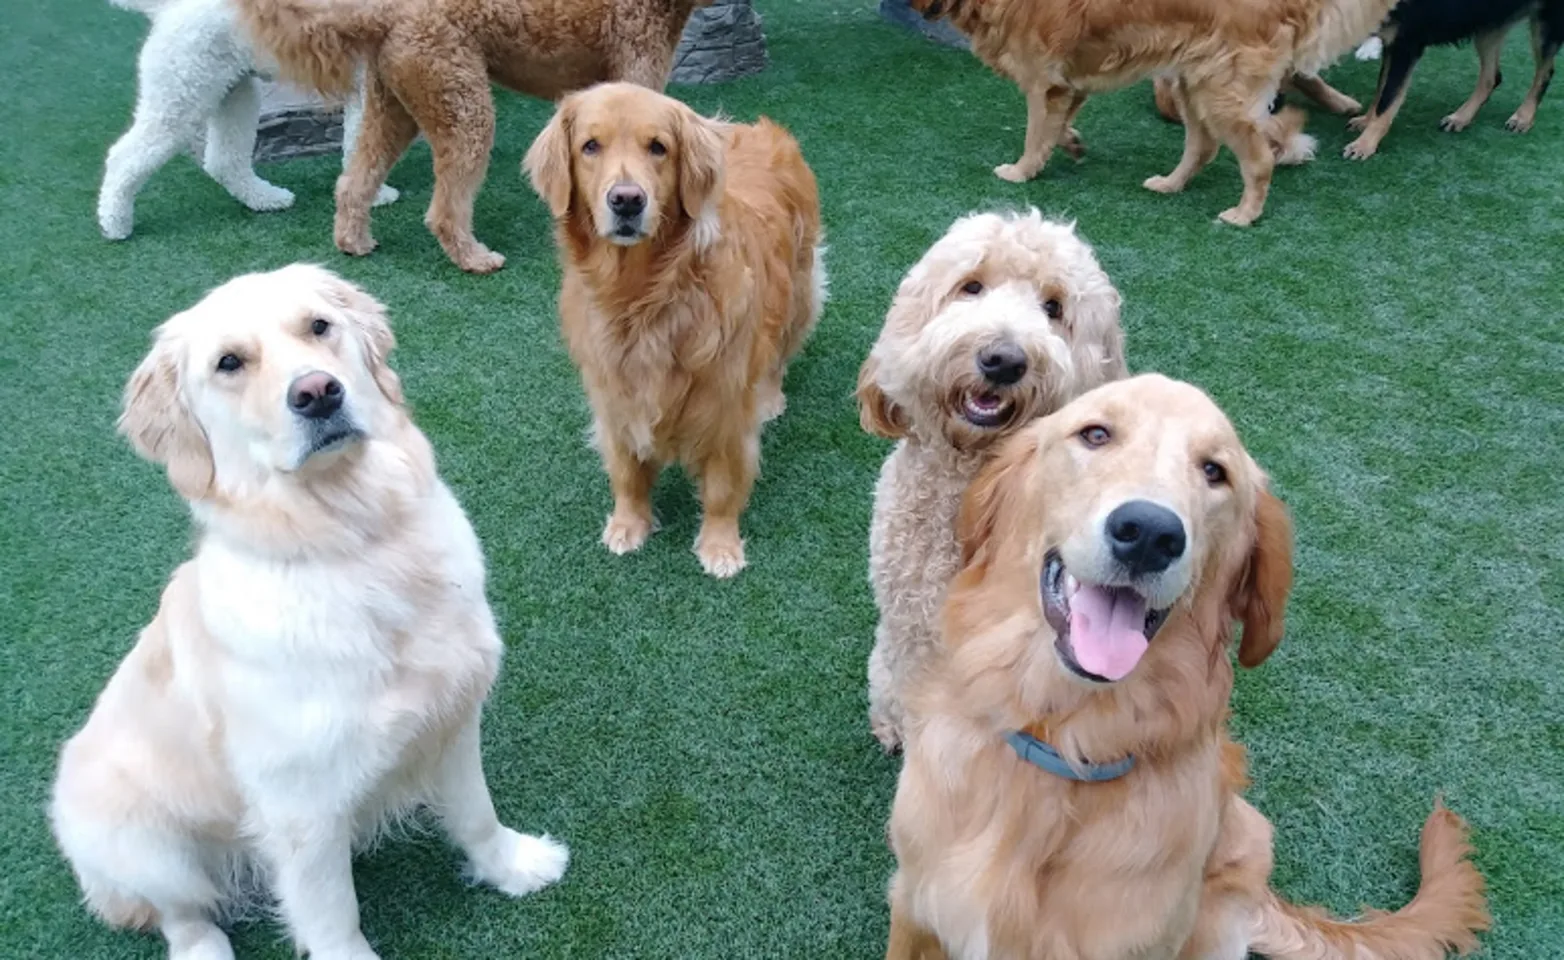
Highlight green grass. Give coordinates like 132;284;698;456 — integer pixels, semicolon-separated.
2;0;1561;956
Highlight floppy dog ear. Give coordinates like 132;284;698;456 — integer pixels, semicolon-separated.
956;427;1040;569
119;330;214;502
524;97;575;218
678;109;725;224
1069;280;1127;390
856;354;907;439
322;273;403;406
1234;487;1294;668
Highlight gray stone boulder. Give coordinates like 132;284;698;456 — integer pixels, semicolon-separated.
877;0;968;49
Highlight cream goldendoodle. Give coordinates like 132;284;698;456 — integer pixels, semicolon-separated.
857;210;1127;751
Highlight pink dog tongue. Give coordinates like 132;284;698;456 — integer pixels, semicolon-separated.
1068;585;1150;681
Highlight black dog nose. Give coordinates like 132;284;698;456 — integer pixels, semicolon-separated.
1105;500;1186;576
977;343;1028;386
607;184;646;217
288;371;343;420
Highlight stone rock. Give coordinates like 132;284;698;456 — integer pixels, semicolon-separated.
877;0;969;49
254;0;768;161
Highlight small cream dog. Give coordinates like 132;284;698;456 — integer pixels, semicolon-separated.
857;210;1126;752
50;265;566;960
99;0;396;241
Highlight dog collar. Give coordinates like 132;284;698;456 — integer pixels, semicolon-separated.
1003;729;1135;782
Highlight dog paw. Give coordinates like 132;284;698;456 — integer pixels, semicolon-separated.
757;386;787;423
1061;128;1086;161
1440;113;1472;133
1341;136;1379;160
602;513;653;555
1216;206;1258;227
336;231;379;257
695;532;746;579
372;184;400;207
870;718;904;754
1346;113;1370;132
243;184;295;212
1355;36;1384;61
457;247;506;274
99;211;133;241
1142;174;1183;194
993;162;1037;183
476;830;569;898
1505;112;1534;133
307;942;381;960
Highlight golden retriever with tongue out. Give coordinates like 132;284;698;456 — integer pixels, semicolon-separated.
884;374;1489;960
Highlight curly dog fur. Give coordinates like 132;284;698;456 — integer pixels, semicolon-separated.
857;210;1125;751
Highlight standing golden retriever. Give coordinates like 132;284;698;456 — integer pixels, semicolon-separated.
51;266;568;960
524;83;825;578
236;0;710;273
885;374;1490;960
858;210;1125;752
911;0;1401;225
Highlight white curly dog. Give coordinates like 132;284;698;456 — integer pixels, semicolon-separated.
99;0;398;241
857;211;1127;752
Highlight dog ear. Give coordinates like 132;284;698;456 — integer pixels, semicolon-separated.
119;329;214;501
956;427;1040;569
322;273;403;406
524;96;575;218
856;354;907;439
1234;486;1294;668
678;109;725;223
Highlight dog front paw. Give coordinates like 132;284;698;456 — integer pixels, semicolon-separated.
695;529;746;579
476;830;569;898
993;162;1037;183
602;512;653;555
372;184;400;207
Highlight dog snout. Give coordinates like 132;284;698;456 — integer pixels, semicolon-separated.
607;183;647;218
288;371;344;420
1105;500;1186;576
977;342;1028;386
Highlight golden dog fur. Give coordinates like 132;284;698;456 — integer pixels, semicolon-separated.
236;0;710;273
525;83;825;578
912;0;1401;225
857;210;1125;752
885;374;1490;960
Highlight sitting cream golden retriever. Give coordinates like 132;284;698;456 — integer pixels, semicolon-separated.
50;266;567;960
524;83;824;578
858;210;1125;752
237;0;711;272
885;374;1489;960
911;0;1398;225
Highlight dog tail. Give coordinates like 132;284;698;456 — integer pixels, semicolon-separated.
234;0;387;95
1250;800;1490;960
1267;106;1317;166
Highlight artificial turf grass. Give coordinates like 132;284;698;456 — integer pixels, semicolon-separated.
1;0;1561;956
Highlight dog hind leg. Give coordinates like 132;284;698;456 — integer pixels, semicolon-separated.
1442;28;1509;132
1344;43;1423;159
202;76;295;212
1146;80;1221;194
334;71;418;258
1508;11;1562;132
342;61;400;207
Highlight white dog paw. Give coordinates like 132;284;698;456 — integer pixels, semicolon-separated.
243;184;295;212
99;207;133;241
993;162;1036;183
477;830;569;898
1355;36;1384;61
372;184;400;207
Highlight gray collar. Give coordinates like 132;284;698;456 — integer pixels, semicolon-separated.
1003;729;1135;782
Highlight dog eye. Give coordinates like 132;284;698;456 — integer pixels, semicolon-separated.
648;138;667;157
960;280;984;296
1202;461;1228;486
1042;298;1062;319
1079;424;1110;448
582;138;600;156
216;353;244;373
310;318;331;336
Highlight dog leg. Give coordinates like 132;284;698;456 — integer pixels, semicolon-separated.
344;62;399;208
334;72;418;259
1344;45;1422;159
886;893;948;960
1288;74;1361;115
202;76;295;213
1214;115;1275;226
598;432;659;556
995;85;1079;182
1507;13;1561;132
162;906;236;960
1145;82;1219;194
1177;796;1275;960
430;714;569;897
1442;28;1508;132
255;813;380;960
691;429;759;578
867;631;903;752
1348;55;1393;132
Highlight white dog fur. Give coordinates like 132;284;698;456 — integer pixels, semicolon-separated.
50;265;566;960
856;211;1126;752
99;0;397;241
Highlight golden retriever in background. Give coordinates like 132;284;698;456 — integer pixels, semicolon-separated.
51;266;567;960
236;0;711;273
885;374;1490;960
912;0;1401;225
525;83;825;578
857;210;1125;752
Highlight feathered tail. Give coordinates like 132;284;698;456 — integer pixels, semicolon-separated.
234;0;387;94
1251;800;1490;960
